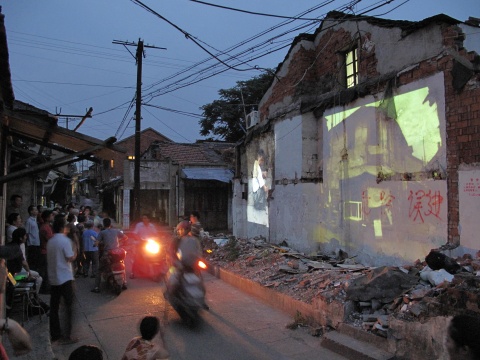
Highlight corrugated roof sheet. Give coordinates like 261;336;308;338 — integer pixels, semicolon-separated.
181;167;234;183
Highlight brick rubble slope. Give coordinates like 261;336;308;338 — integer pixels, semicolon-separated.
203;233;480;335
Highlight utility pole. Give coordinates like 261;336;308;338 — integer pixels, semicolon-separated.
134;39;143;222
113;39;166;221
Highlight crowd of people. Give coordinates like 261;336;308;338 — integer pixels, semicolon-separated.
2;194;116;347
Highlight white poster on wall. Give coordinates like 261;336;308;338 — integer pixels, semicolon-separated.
459;170;480;250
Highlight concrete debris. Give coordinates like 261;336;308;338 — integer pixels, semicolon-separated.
419;267;454;286
204;235;480;337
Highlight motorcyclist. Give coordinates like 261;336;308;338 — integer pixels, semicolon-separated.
165;220;204;298
91;217;128;293
171;220;202;269
131;214;158;279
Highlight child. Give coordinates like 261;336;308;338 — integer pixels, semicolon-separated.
121;316;169;360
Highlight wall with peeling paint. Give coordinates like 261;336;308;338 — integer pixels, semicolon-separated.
234;13;480;266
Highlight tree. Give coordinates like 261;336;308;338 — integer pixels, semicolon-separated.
199;71;274;142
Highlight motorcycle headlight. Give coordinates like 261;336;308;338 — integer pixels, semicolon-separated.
145;239;160;254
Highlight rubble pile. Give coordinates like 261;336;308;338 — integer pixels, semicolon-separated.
204;234;480;336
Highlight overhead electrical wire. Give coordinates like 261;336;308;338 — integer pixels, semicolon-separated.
129;0;273;74
189;0;334;21
140;3;335;100
138;0;400;102
10;0;407;140
141;0;332;92
143;106;193;142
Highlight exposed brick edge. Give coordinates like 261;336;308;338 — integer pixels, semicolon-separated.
208;264;322;324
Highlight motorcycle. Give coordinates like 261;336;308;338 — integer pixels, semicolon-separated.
103;247;127;295
130;235;168;282
165;238;208;325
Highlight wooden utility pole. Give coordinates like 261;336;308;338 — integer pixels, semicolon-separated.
113;39;166;221
134;39;143;221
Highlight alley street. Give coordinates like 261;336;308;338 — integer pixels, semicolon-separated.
50;258;347;360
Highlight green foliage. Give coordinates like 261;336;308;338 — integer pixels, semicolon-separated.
199;71;275;142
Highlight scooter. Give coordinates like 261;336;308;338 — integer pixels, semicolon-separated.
103;247;127;295
165;245;208;325
130;235;168;282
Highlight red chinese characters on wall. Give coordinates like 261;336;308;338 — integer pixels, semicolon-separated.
408;189;444;223
462;178;480;197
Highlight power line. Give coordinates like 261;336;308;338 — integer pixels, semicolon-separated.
189;0;331;21
12;79;134;88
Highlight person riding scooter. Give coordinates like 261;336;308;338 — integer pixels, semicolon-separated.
131;214;158;279
91;217;128;293
165;220;205;300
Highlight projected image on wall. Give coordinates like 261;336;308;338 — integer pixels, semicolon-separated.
247;139;273;227
323;73;446;237
252;149;268;210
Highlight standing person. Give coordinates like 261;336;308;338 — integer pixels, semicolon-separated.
25;205;41;271
6;213;22;244
121;316;169;360
82;221;99;278
75;214;86;277
47;214;78;345
91;217;127;293
83;206;94;222
66;213;82;277
36;205;45;225
446;314;480;359
189;211;203;239
6;194;23;217
39;210;54;294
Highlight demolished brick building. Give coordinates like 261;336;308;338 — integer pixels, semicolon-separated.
233;11;480;268
228;11;480;359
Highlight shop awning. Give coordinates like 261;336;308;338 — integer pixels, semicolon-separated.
181;167;234;183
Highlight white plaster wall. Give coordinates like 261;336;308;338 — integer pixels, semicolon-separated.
458;168;480;252
269;182;322;252
275;115;303;178
232;179;247;239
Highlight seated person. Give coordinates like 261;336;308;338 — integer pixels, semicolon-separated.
6;228;43;300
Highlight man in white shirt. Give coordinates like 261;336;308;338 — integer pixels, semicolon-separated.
47;214;77;345
24;205;41;270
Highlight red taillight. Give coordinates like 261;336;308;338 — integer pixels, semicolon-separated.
197;260;207;270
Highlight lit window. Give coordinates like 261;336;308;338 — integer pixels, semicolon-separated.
128;155;135;160
345;48;358;88
110;159;114;168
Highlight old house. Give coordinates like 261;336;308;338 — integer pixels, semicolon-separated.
233;12;480;266
122;140;235;230
94;127;172;221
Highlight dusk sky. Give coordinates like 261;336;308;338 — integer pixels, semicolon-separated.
2;1;479;143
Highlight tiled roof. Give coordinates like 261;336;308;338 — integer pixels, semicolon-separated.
144;141;235;166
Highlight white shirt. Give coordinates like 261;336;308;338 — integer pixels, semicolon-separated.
47;233;75;286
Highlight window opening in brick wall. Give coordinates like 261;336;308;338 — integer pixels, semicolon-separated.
345;47;358;88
